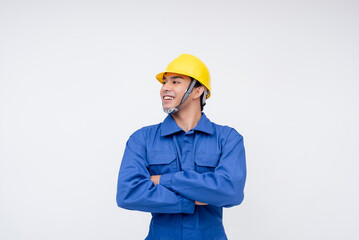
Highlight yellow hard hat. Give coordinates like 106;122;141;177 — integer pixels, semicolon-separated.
156;54;211;98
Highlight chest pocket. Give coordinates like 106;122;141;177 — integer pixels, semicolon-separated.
147;152;178;175
194;152;220;173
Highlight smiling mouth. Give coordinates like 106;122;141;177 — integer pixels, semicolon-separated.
163;96;174;100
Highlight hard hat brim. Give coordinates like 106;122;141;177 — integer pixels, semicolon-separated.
156;71;211;99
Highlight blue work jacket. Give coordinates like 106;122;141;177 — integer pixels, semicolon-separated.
116;113;246;240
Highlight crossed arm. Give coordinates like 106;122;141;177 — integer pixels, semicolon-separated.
150;175;208;206
116;129;246;213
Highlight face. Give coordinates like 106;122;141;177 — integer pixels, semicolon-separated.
160;72;192;111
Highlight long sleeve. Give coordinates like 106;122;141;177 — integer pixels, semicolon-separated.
116;132;195;214
159;129;246;208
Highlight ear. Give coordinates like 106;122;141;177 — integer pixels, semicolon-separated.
191;86;205;100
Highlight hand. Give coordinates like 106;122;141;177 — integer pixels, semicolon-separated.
150;175;161;185
195;201;208;205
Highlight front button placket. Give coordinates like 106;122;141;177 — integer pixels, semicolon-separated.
172;134;183;171
182;130;194;171
172;130;196;172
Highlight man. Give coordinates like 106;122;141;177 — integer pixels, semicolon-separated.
116;54;247;240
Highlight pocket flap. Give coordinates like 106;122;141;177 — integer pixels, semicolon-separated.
195;152;220;167
147;152;177;165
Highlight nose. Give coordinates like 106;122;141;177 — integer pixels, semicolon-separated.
161;82;172;92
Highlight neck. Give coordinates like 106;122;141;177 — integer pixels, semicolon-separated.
172;104;202;132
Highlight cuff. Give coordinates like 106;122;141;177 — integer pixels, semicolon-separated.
159;172;175;189
181;196;195;214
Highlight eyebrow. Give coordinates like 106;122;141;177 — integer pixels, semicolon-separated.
163;75;184;80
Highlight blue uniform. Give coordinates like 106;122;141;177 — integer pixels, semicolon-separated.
116;113;247;240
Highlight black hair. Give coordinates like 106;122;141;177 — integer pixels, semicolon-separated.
193;79;206;112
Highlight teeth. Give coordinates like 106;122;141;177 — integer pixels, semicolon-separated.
164;96;174;100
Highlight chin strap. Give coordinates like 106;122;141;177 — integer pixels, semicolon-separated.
164;79;197;114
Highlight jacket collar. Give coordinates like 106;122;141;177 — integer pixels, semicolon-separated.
160;113;214;137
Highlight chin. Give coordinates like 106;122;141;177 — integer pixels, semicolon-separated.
162;103;175;109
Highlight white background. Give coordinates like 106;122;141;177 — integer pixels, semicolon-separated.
1;0;358;239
